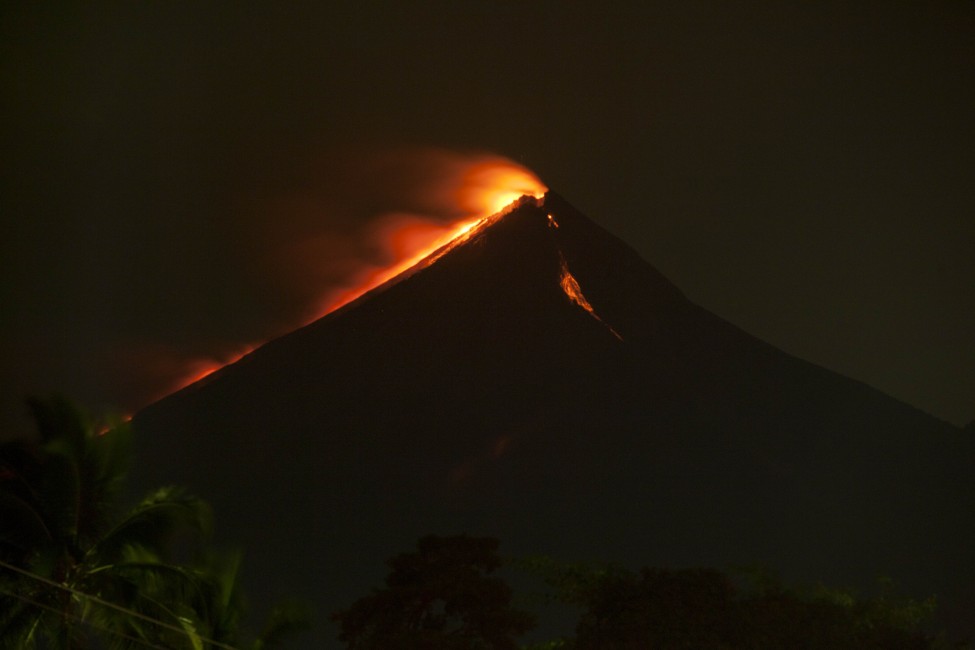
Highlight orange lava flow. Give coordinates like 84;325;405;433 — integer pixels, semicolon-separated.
164;157;546;397
560;254;623;341
315;160;547;317
560;262;598;315
170;345;257;393
316;217;484;316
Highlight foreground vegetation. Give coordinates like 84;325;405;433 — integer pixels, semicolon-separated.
2;398;966;649
520;557;955;650
0;396;306;649
333;537;965;649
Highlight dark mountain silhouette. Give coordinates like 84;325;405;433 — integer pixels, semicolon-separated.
133;193;974;646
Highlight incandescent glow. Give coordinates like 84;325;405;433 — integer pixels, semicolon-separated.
169;345;257;394
559;253;623;341
317;217;484;315
560;265;597;314
456;161;547;216
314;158;546;317
160;154;547;400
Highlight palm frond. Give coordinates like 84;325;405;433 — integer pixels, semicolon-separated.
253;600;313;650
91;486;212;565
27;395;88;453
35;450;82;550
5;396;298;649
22;396;135;548
77;415;133;538
0;586;45;648
192;549;245;642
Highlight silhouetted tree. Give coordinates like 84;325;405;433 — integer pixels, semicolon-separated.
575;567;738;649
0;396;308;649
332;534;535;649
519;558;952;650
0;397;212;648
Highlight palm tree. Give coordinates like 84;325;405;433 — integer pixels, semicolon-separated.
0;396;215;649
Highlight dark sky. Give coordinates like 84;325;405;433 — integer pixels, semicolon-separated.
2;1;973;437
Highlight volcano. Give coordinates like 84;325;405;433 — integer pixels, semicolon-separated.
133;192;974;645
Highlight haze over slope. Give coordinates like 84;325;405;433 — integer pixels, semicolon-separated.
134;193;974;646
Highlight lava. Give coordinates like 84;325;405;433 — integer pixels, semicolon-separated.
559;253;623;341
310;158;546;317
172;345;257;391
159;155;546;400
314;216;484;316
456;160;549;216
560;262;596;314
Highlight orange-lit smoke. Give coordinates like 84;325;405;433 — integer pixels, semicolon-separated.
169;345;257;392
112;340;259;411
456;160;550;216
306;154;547;318
312;213;483;316
146;151;546;403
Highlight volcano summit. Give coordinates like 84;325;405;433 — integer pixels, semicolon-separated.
134;192;974;645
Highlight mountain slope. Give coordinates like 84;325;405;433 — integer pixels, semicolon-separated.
133;192;974;645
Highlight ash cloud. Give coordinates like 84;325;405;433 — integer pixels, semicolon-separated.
114;148;542;413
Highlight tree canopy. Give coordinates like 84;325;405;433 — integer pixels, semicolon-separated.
332;534;535;649
520;558;954;650
0;396;307;649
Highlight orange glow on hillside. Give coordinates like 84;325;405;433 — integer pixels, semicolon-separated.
313;159;546;318
560;262;598;315
316;216;484;316
159;155;546;400
169;345;257;393
560;254;623;341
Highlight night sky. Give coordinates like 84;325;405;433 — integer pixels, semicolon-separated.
2;2;973;439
